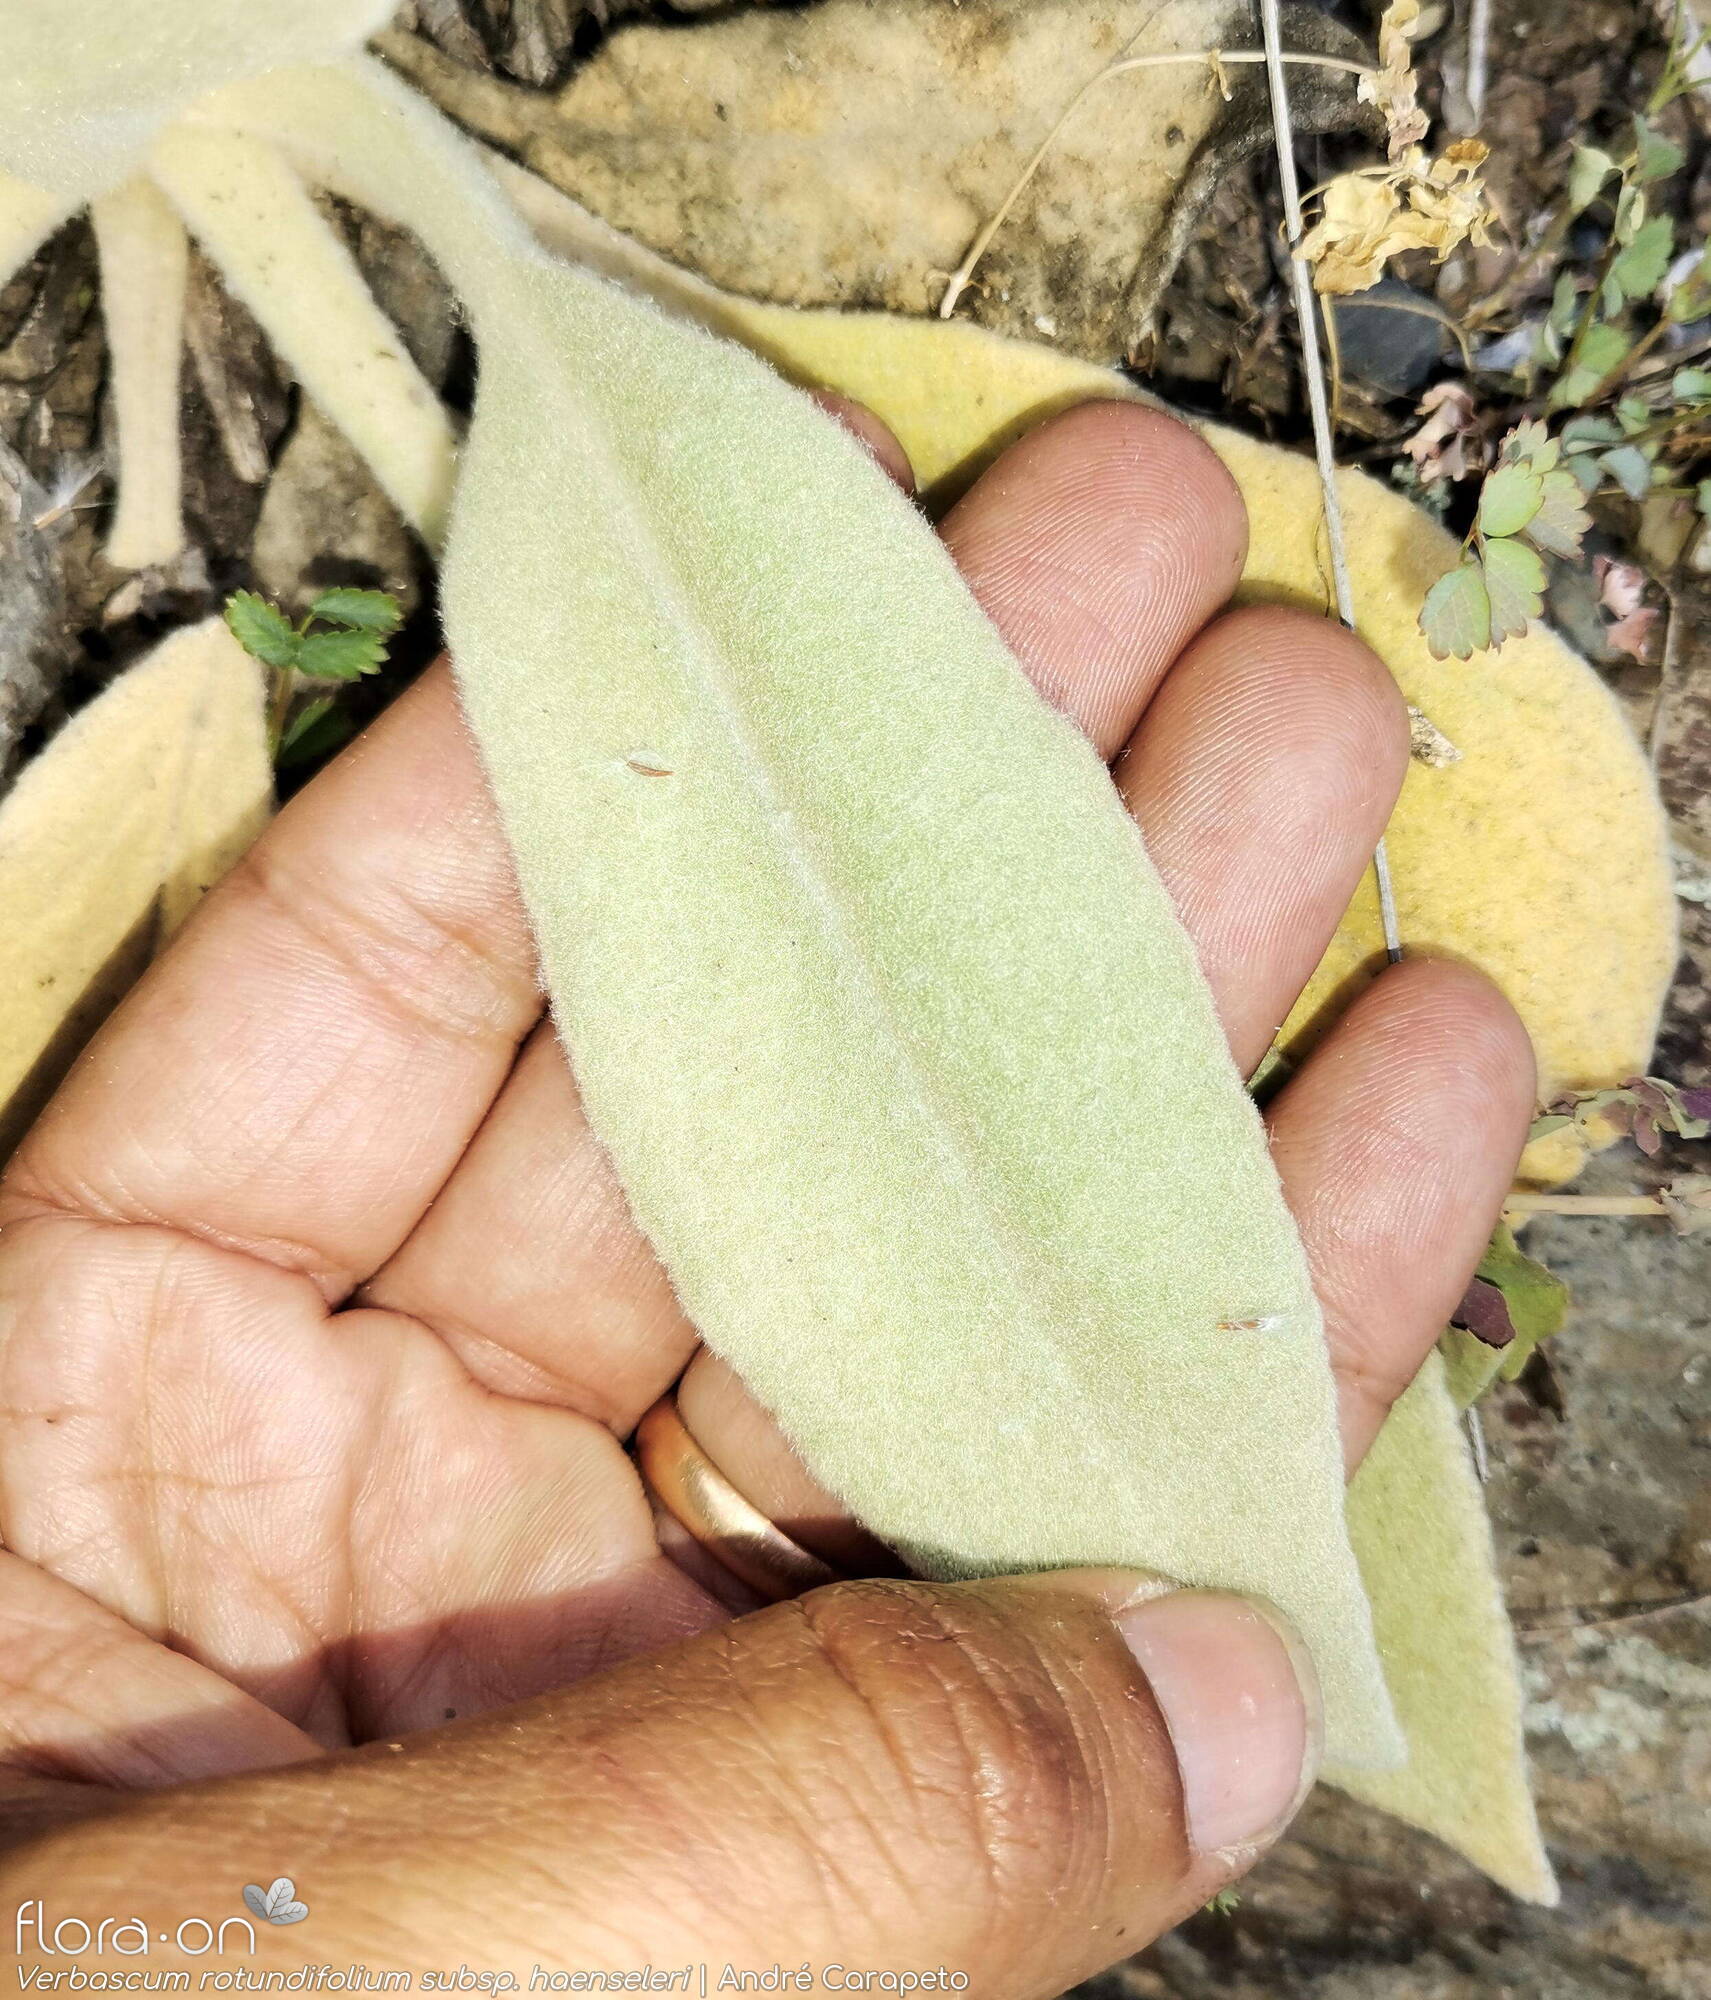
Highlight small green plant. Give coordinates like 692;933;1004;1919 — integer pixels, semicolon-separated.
223;586;402;762
1419;70;1711;659
1448;1223;1569;1393
1419;422;1593;658
1446;1076;1711;1403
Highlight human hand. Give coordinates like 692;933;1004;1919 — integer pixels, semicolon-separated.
0;402;1533;1993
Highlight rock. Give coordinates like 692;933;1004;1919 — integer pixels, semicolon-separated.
0;433;65;782
1325;277;1449;398
382;0;1377;359
251;401;420;616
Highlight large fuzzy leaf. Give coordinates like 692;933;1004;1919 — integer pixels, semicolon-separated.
221;57;1399;1768
612;300;1591;1901
90;177;189;569
1330;1351;1557;1904
0;619;271;1155
0;0;392;200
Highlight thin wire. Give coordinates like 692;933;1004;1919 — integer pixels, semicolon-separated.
1257;0;1404;963
1465;0;1493;129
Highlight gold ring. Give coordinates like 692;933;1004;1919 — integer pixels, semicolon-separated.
634;1393;841;1604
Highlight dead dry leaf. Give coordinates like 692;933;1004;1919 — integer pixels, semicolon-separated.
1596;553;1662;662
1406;380;1483;483
1360;0;1430;160
1301;142;1494;296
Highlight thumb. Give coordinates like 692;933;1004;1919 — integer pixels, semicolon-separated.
14;1571;1319;1994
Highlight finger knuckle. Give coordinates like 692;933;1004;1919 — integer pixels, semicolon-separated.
786;1581;1128;1924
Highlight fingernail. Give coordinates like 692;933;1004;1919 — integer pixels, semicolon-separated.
1114;1588;1322;1859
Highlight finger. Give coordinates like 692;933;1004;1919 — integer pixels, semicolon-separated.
1267;957;1537;1467
0;1553;317;1801
1;664;542;1301
675;1349;903;1577
809;391;914;490
938;400;1248;757
359;1021;702;1431
362;404;1248;1414
1115;604;1411;1075
22;1570;1315;1993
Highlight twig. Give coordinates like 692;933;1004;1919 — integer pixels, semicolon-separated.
937;48;1375;320
1514;1588;1711;1633
1650;578;1684;767
1502;1192;1674;1216
1553;230;1630;399
1258;0;1403;963
1323;291;1347;436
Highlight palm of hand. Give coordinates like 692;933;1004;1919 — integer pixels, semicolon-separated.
0;405;1530;1819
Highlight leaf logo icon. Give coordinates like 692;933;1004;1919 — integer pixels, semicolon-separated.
242;1878;309;1925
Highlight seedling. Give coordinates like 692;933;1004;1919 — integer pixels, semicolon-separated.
224;586;401;757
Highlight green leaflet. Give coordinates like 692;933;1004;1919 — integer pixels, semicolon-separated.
1440;1224;1570;1407
220;57;1401;1768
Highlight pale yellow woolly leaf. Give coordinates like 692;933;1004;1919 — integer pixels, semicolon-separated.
150;127;456;547
1331;1351;1558;1904
0;0;393;201
0;170;75;295
0;620;271;1155
238;55;1401;1769
90;178;189;570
